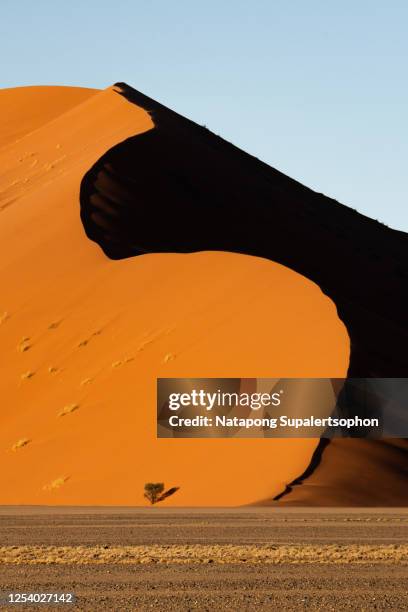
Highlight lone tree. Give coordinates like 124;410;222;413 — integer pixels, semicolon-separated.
144;482;179;505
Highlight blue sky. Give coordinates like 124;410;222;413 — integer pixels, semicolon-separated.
1;1;407;230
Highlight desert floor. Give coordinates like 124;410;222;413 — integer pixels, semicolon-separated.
0;507;408;610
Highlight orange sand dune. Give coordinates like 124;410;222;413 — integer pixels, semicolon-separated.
0;86;97;149
0;85;349;506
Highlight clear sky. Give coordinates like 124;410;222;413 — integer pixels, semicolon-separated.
1;1;407;230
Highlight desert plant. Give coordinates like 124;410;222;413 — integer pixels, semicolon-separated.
144;482;179;505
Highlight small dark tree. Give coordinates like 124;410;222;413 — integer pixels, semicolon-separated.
144;482;179;505
144;483;164;505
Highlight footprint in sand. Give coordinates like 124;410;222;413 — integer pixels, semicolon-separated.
42;476;69;491
20;371;35;381
58;404;79;417
0;201;16;212
48;366;59;374
0;312;9;324
77;330;102;348
163;353;176;363
12;438;31;452
43;156;66;172
48;320;62;330
112;357;134;369
18;151;36;162
80;378;93;386
18;339;31;352
137;329;168;352
137;340;152;351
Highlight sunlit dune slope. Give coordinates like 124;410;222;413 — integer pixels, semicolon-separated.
0;86;97;149
0;85;349;506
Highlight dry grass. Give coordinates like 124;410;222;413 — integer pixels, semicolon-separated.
1;544;408;565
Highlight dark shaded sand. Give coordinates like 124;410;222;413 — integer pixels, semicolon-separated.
1;508;408;610
271;438;408;506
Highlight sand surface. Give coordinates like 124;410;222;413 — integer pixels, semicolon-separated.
1;508;408;610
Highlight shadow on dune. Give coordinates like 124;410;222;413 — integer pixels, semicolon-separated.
80;82;408;505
